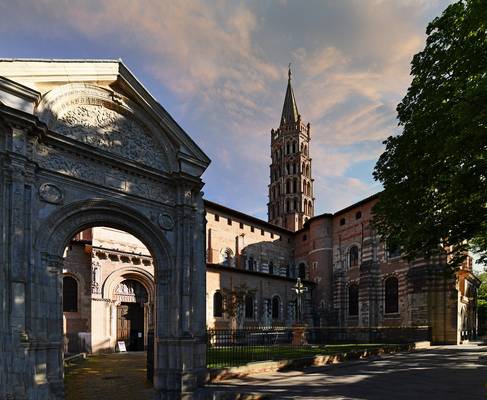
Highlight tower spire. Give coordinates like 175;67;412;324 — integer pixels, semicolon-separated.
281;64;299;126
269;67;314;231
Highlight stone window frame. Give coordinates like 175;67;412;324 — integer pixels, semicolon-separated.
348;282;359;317
62;274;80;313
271;295;281;320
212;290;224;318
384;275;399;315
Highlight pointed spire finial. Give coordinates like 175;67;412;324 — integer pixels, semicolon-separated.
288;63;292;81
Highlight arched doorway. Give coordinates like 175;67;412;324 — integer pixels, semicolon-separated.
115;280;149;351
0;60;210;400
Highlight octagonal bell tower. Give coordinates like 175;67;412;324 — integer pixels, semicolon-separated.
268;67;314;231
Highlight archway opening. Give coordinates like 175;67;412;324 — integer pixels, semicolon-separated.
62;226;155;356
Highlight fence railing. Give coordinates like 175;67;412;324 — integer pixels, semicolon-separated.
206;326;431;368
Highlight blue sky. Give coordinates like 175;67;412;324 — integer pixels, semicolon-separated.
0;0;453;220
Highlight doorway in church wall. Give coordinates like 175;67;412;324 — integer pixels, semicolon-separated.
116;280;149;351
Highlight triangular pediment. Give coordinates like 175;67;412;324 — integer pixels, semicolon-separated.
0;59;210;177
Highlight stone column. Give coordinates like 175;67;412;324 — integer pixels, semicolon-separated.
153;188;206;399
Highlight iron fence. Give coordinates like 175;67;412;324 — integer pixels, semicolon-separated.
206;326;431;368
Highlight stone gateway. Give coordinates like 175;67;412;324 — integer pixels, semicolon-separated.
0;60;210;399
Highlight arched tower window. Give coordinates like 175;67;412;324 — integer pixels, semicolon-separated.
308;200;313;215
286;163;290;175
245;295;254;319
286;142;291;154
286;180;291;194
292;141;297;153
286;200;290;213
307;182;311;196
298;263;306;280
293;198;298;211
348;284;359;316
293;179;297;193
63;276;78;312
306;164;310;177
293;163;297;174
213;291;223;317
272;296;280;320
349;246;359;268
385;277;399;314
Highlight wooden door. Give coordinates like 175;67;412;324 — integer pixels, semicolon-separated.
117;304;130;343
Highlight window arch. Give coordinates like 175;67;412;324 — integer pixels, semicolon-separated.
63;276;78;312
308;200;313;215
247;256;254;271
286;180;291;194
304;200;308;214
385;277;399;314
245;295;254;319
286;142;291;154
272;296;280;320
213;291;223;317
349;246;359;268
348;284;359;316
292;141;297;153
298;263;306;280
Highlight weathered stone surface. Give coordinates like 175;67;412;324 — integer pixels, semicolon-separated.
0;59;210;400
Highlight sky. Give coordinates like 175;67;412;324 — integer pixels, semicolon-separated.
0;0;454;220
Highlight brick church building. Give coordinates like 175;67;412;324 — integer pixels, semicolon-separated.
61;67;479;353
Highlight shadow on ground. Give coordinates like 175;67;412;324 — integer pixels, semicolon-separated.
208;345;487;400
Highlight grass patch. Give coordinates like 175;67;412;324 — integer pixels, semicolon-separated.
207;344;391;368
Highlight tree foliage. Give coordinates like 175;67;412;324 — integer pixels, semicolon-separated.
373;0;487;266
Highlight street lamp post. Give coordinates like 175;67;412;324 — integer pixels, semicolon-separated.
293;277;308;324
292;278;308;345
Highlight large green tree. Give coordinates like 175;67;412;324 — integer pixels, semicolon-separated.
373;0;487;266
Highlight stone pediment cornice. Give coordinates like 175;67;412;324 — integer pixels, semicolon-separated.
0;59;210;179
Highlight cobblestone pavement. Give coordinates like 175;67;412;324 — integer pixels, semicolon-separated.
65;352;154;400
208;344;487;400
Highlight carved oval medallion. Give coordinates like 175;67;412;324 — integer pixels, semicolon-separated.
157;213;174;231
39;183;63;204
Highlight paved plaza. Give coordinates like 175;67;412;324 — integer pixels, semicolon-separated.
210;344;487;399
64;345;487;399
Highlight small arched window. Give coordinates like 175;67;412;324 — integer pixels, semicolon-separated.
286;163;290;175
248;256;254;271
385;277;399;314
304;201;308;214
293;179;297;193
292;141;297;153
63;276;78;312
298;263;306;280
245;295;254;319
286;180;291;194
348;284;359;316
213;291;223;317
308;200;313;215
349;246;359;267
272;296;280;320
286;142;291;154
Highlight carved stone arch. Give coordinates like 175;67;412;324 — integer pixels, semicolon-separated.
35;83;178;172
37;198;173;265
103;267;155;304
